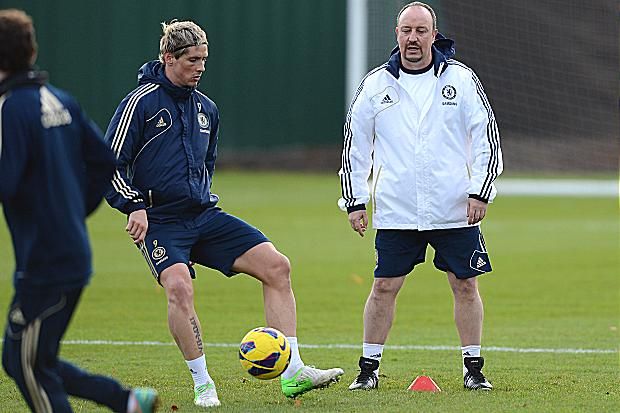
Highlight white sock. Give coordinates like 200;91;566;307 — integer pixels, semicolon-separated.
281;336;304;379
363;342;384;375
186;354;213;388
126;391;137;413
461;345;481;376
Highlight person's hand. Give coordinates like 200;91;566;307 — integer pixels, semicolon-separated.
126;209;148;244
467;198;488;225
348;210;368;237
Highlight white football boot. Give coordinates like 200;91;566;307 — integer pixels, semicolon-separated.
194;382;221;408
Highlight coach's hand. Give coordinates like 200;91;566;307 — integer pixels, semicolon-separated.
127;209;148;244
467;198;488;225
348;210;368;237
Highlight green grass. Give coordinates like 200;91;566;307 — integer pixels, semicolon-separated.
0;171;618;412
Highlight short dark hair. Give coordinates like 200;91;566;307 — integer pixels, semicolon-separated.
0;9;37;73
396;2;437;30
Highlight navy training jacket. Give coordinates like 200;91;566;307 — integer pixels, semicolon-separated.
0;70;115;293
104;61;220;222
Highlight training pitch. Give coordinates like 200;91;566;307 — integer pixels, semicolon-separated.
0;171;618;412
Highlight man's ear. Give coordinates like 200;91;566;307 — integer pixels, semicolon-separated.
163;52;175;66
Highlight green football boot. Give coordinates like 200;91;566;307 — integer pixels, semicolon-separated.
132;388;159;413
280;365;344;398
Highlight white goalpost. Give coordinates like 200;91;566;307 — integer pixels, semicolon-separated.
345;0;368;109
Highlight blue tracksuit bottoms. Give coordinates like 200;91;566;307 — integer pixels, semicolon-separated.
2;287;130;412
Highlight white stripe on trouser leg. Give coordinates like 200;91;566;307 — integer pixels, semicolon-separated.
21;323;42;412
31;319;52;411
22;319;52;412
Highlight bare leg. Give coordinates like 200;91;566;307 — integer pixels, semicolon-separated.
447;271;483;346
363;276;406;344
160;264;204;360
233;242;344;388
232;242;296;336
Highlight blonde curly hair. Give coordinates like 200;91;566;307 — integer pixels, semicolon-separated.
159;20;208;62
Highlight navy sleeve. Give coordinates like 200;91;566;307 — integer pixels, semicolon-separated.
103;92;146;214
205;108;219;186
0;96;29;202
79;111;115;216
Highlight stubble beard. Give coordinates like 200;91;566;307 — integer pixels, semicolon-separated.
404;52;424;65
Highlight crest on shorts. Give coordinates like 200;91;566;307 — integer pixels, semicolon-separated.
152;239;166;260
441;85;456;100
197;112;209;128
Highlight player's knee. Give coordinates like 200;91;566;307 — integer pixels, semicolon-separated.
273;253;291;277
163;276;194;307
372;278;402;297
451;277;478;299
263;253;291;289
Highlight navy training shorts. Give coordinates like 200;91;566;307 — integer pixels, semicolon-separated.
138;207;270;283
374;226;492;279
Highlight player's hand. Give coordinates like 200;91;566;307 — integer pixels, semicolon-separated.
348;210;368;237
126;209;148;244
467;198;488;225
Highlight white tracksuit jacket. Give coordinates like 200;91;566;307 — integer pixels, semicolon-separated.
339;38;503;231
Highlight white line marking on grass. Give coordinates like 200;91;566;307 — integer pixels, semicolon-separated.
496;179;618;197
50;340;617;354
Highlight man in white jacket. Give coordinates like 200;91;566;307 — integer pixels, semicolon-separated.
339;1;502;391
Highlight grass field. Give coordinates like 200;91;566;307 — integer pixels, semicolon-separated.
0;171;618;412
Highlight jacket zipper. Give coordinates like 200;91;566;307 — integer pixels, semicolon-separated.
372;165;383;214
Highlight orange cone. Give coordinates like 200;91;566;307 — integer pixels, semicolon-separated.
408;375;442;392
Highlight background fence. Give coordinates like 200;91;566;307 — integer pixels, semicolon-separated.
1;0;617;173
0;0;346;154
439;0;619;173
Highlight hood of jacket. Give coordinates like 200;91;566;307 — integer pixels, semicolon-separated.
386;32;455;78
137;60;194;100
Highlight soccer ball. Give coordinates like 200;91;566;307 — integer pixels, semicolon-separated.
239;327;291;380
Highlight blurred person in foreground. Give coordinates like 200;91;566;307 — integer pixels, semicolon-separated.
104;19;343;408
0;9;158;413
339;1;503;391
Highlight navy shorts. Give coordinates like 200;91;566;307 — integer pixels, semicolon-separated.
374;226;492;279
138;207;269;283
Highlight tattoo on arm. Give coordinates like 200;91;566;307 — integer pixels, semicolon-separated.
189;316;204;353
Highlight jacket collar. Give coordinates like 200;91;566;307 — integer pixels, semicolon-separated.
137;60;194;100
386;32;455;79
0;69;48;96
